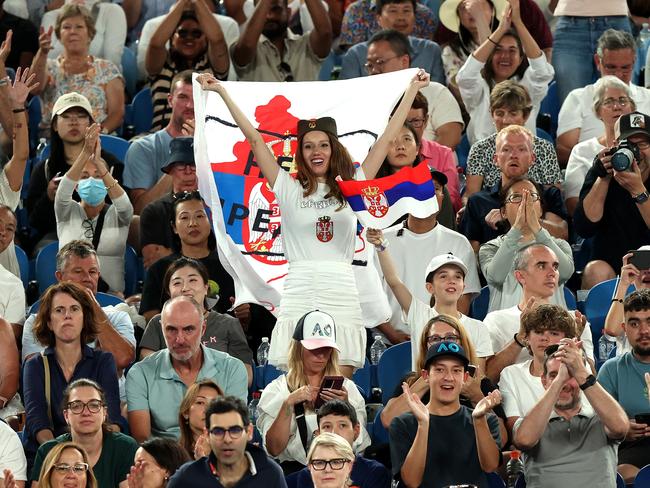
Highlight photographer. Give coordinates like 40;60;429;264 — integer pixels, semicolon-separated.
574;112;650;290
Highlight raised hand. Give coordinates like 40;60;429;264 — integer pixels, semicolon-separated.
38;26;54;54
126;461;146;488
366;228;384;247
484;208;503;230
403;382;429;424
197;72;224;93
194;432;210;459
556;339;587;378
524;189;542;234
411;69;430;90
573;310;586;336
472;390;502;419
83;123;101;157
620;253;641;289
0;30;12;67
506;0;521;24
512;190;528;233
9;67;39;108
182;118;195;136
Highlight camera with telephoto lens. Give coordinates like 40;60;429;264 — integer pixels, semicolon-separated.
593;139;641;177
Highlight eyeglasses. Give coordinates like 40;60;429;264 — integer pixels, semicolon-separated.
53;463;89;474
177;28;203;40
209;425;245;439
364;55;400;73
81;218;94;239
406;117;426;128
172;190;202;202
505;192;540;204
66;399;105;414
426;334;460;347
602;97;631;108
278;61;294;82
310;458;351;471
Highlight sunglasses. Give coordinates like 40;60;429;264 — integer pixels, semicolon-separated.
177;28;203;40
278;61;294;82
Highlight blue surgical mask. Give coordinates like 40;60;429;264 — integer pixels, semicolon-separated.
77;178;107;206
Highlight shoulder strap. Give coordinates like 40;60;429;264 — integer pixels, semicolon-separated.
41;352;53;428
294;402;309;455
92;204;110;251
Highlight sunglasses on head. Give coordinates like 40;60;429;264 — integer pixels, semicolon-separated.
172;190;202;202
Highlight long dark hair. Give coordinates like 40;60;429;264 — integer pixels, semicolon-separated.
481;29;528;89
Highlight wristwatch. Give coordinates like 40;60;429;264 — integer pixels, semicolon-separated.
633;191;649;204
579;374;597;391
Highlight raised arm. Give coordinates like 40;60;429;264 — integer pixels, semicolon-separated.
605;261;632;337
29;26;53;96
66;124;100;181
231;0;270;67
0;31;12;139
194;0;230;77
508;0;542;60
471;5;511;64
145;0;189;76
396;383;430;487
198;73;280;185
362;70;430;180
472;390;502;473
305;0;333;58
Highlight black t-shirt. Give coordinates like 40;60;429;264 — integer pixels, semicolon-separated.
389;406;501;488
139;193;175;249
0;11;38;70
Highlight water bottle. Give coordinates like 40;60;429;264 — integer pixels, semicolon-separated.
257;337;270;366
36;137;47;159
248;391;261;426
370;335;387;365
640;23;650;48
457;166;467;195
506;450;524;488
598;332;616;363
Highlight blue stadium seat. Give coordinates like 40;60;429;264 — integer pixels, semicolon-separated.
285;471;300;488
538;80;559;137
536;127;554;144
563;286;577;310
96;292;125;306
456;133;471;171
634;465;650;487
15;245;30;288
262;363;284;388
124;245;141;296
318;51;342;81
121;46;138;99
377;342;412;404
35;241;59;295
486;472;506;488
470;286;490;321
371;407;389;444
27;96;42;159
514;474;526;487
132;87;153;135
352;358;371;400
616;471;624;488
99;134;130;163
584;278;632;346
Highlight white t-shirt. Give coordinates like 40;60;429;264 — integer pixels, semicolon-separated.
484;305;594;362
420;82;464;142
379;222;480;333
272;169;360;263
0;421;26;481
499;360;544;418
558;83;650;142
407;299;493;370
0;263;25;324
564;137;605;200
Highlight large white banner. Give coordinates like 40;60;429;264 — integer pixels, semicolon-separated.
193;70;416;318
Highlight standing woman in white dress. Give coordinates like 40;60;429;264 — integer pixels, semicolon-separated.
198;71;430;376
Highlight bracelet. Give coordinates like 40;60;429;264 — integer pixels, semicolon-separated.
513;333;525;348
99;170;109;178
487;37;499;46
105;179;119;191
0;78;7;87
376;238;389;252
12;108;25;113
611;298;624;304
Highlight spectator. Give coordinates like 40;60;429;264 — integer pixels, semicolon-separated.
257;310;369;474
54;123;133;294
340;5;445;84
360;30;463;150
126;295;248;442
0;418;27;487
126;438;190;488
380;315;505;439
0;317;20;428
498;304;578;434
483;244;594;382
0;8;38;70
26;92;124;254
370;172;480;340
121;0;175;43
167;396;287;487
564;76;636;216
389;341;502;487
338;0;436;50
139;137;197;269
464;80;561;201
140;257;254;385
479;178;571;312
40;0;127;69
460;125;567;252
598;289;650;483
456;0;553;144
177;379;222;459
22;240;136;372
23;282;123;459
556;29;649;166
34;442;98;488
123;70;193;215
231;0;331;81
573;111;650;289
514;340;629;487
0;206;25;328
146;0;229;131
604;246;650;356
30;379;139;487
305;433;354;488
290;400;390;487
368;225;491;369
30;4;125;133
552;1;631;105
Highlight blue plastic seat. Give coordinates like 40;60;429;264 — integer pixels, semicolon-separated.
563;286;577;310
121;46;138;99
536;127;554;143
634;464;650;487
35;241;59;295
124;245;141;296
538;80;559;137
584;278;621;346
456;133;471;171
486;472;506;488
371;407;389;444
96;292;125;306
470;285;490;321
132;87;153;135
616;471;624;488
318;51;342;81
377;342;412;404
262;363;284;388
15;245;30;288
352;358;371;400
99;134;130;163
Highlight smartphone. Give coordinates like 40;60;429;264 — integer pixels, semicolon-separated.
314;375;344;409
629;250;650;270
635;413;650;425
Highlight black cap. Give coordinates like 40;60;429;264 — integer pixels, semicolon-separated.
424;341;470;370
430;169;448;187
297;117;338;140
615;112;650;141
161;137;195;174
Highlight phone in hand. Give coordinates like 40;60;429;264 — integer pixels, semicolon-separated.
314;375;344;409
634;413;650;425
629;250;650;271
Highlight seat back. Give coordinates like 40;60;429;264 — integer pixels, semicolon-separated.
35;241;59;295
96;292;125;306
470;286;490;321
124;245;141;296
455;133;471;171
15;245;30;288
634;464;650;488
563;286;577;310
538;80;559;137
352;358;372;400
121;46;138;98
486;472;506;488
584;278;619;345
132;87;153;135
377;342;412;404
99;134;130;163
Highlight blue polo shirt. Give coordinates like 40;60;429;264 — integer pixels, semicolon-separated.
125;345;248;438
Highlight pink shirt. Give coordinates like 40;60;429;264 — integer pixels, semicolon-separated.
419;139;461;211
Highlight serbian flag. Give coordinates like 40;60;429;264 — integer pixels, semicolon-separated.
192;69;416;319
337;163;438;229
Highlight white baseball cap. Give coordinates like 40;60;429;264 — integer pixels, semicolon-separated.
51;92;93;121
425;253;468;280
292;310;339;351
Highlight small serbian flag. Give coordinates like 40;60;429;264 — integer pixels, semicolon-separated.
337;163;438;229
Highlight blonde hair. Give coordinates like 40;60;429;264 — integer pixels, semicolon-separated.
495;124;534;151
417;314;478;372
286;340;341;392
307;432;354;463
38;442;98;488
